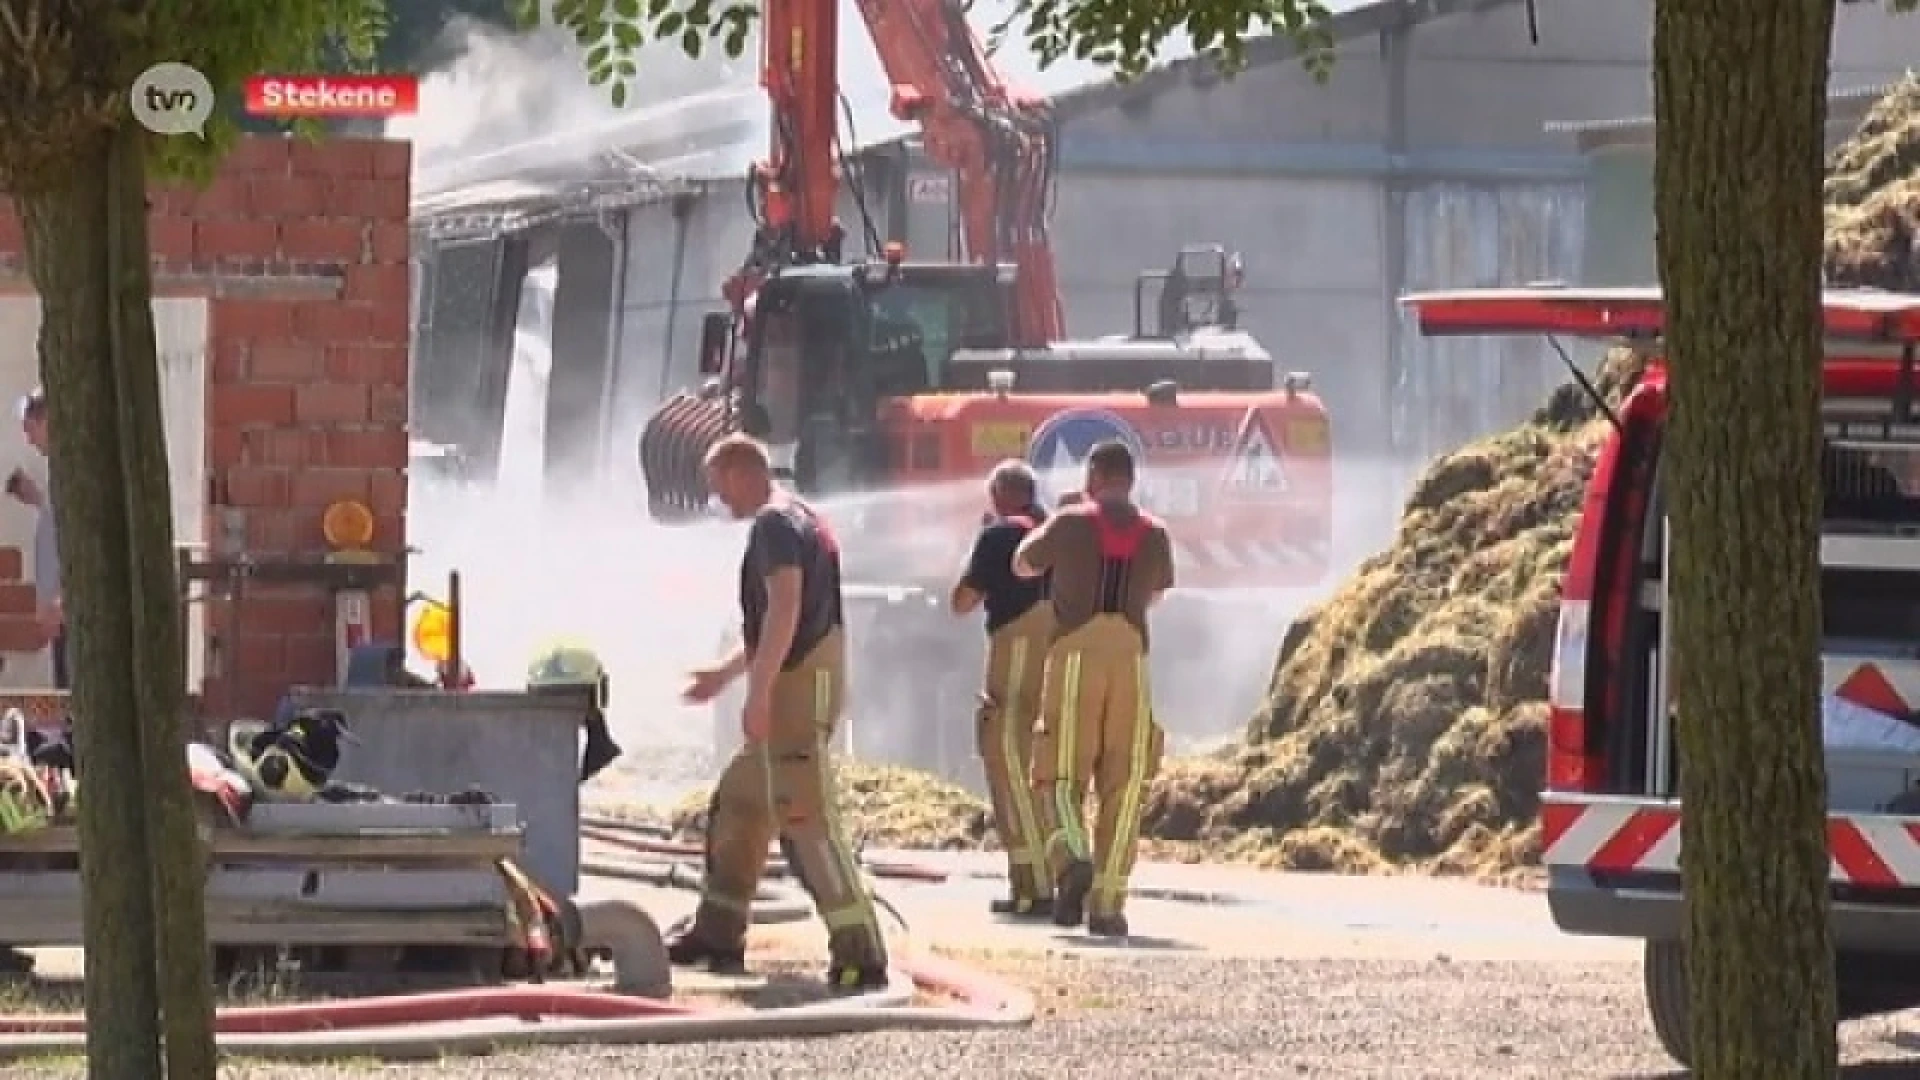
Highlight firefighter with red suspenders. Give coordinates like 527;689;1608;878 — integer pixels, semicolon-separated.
950;459;1057;919
1013;440;1175;937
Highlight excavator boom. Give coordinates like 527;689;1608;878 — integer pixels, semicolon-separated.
726;0;845;311
851;0;1065;345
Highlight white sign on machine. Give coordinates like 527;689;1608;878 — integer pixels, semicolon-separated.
1024;408;1201;518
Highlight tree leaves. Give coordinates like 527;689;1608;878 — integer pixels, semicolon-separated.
542;0;756;108
991;0;1336;83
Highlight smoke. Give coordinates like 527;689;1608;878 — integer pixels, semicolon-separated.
386;1;1198;200
386;16;764;198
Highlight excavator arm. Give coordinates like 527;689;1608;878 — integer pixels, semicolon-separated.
725;0;847;313
851;0;1065;347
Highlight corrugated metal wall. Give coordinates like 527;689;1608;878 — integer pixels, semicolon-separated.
1391;182;1587;472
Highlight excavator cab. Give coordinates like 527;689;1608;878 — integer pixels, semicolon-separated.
721;260;1012;496
1134;245;1243;339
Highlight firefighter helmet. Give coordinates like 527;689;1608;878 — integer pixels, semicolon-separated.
526;641;610;711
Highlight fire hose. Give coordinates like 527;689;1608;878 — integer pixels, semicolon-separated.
0;835;1033;1062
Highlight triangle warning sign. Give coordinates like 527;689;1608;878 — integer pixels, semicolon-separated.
1222;414;1289;497
1836;663;1911;717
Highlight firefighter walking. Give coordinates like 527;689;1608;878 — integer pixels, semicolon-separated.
1014;441;1175;936
949;459;1056;919
671;434;890;990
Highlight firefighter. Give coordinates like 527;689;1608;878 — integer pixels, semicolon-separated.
524;640;624;784
1013;440;1175;937
670;433;889;990
949;459;1056;919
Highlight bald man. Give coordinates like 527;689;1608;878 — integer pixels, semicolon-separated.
671;434;889;991
950;459;1056;918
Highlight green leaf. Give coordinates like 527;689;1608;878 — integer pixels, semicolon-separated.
658;11;685;36
612;0;641;18
682;27;703;57
610;80;630;108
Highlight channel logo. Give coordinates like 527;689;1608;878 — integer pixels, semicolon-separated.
243;75;419;119
130;62;216;138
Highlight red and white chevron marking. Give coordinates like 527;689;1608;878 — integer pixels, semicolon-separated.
1541;796;1920;888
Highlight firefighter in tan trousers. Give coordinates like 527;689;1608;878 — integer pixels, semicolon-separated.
671;434;891;991
1014;440;1175;937
949;459;1057;919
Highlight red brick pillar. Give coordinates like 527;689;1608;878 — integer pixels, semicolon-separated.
198;136;413;720
0;136;410;716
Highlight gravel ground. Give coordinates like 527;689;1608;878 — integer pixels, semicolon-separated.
12;951;1920;1079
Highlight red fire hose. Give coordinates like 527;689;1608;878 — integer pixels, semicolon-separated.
0;836;1032;1061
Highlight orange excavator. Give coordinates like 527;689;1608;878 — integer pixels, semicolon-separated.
639;0;1337;778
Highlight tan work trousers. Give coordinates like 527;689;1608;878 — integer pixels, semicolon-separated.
688;630;887;970
1031;615;1165;918
977;605;1056;900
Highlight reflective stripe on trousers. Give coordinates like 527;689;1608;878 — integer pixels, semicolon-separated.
978;604;1055;898
1030;615;1165;918
689;629;887;967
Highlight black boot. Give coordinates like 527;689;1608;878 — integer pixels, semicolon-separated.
664;925;746;975
1086;912;1130;938
1053;859;1094;928
826;961;890;993
989;893;1054;919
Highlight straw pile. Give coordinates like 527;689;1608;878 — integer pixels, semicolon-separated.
1139;75;1920;880
1826;76;1920;292
665;760;994;851
1140;349;1646;879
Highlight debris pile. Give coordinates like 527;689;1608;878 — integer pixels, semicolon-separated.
1141;349;1645;879
1826;76;1920;292
666;760;993;851
1142;75;1920;879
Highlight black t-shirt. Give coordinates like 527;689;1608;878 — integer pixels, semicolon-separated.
960;507;1049;634
740;498;845;669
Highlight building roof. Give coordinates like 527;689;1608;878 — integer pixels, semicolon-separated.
1548;82;1899;153
1052;0;1524;120
410;0;1519;224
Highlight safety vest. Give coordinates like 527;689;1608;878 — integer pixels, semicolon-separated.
1089;505;1151;614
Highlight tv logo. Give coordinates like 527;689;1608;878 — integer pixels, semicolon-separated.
130;62;214;138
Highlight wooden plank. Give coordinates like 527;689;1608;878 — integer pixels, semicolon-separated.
0;826;520;863
0;894;511;948
246;801;521;834
0;870;505;909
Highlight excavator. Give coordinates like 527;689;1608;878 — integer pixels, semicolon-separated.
639;0;1337;782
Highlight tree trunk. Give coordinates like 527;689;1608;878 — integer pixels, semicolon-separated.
14;131;164;1078
1653;0;1840;1077
102;124;218;1080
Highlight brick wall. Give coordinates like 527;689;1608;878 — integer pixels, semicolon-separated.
0;135;413;720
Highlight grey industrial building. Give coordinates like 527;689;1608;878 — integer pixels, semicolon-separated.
408;0;1920;535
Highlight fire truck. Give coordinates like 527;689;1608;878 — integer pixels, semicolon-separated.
639;0;1337;778
1403;284;1920;1068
